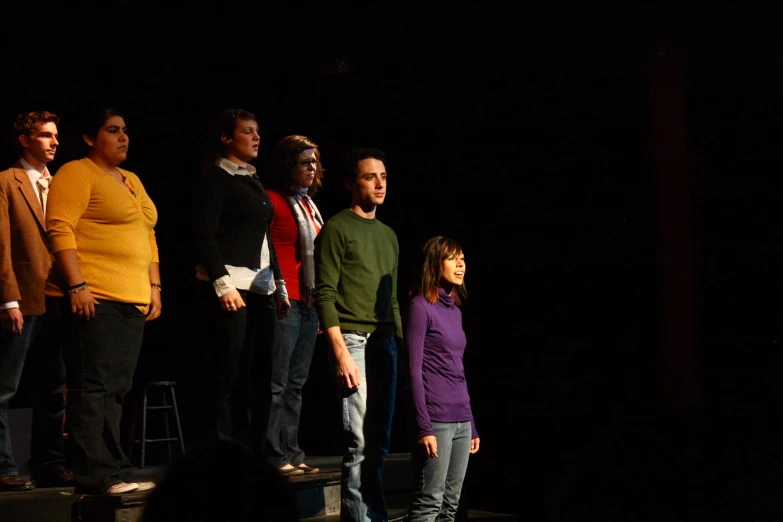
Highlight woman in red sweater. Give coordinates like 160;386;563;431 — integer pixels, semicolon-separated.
264;135;325;475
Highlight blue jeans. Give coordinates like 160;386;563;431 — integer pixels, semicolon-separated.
341;332;397;522
60;300;145;492
408;421;472;522
0;310;66;478
265;299;318;467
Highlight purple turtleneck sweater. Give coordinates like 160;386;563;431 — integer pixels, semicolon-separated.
404;287;478;440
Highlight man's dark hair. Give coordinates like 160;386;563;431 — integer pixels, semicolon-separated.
342;147;386;181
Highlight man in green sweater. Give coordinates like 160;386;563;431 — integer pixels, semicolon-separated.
313;147;402;522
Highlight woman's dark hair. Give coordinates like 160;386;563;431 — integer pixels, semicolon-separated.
199;109;258;174
269;135;325;197
213;108;258;159
409;236;467;305
81;106;124;140
73;105;125;158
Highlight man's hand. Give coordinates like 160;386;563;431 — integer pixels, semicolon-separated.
0;308;24;334
334;350;361;391
325;326;361;391
470;437;480;454
418;435;438;458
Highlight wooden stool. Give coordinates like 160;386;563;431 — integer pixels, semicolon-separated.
128;381;185;468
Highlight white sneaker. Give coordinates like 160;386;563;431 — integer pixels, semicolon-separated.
136;481;156;492
106;482;139;494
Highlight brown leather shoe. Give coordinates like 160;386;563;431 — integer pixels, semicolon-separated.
0;475;35;491
31;467;76;488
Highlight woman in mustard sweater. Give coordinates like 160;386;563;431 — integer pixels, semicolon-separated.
45;106;160;495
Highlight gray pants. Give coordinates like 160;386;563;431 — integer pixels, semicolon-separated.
408;421;472;522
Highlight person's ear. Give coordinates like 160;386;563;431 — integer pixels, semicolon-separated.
18;135;29;150
82;134;94;147
221;134;232;145
344;178;354;191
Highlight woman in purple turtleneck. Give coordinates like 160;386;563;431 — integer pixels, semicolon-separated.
404;236;480;522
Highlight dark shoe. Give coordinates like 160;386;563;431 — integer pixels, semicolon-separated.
278;466;304;476
297;464;320;474
32;468;76;488
0;475;35;491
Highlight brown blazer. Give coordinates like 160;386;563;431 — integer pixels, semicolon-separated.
0;162;53;315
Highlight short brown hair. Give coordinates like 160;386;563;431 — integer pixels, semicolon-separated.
12;111;59;156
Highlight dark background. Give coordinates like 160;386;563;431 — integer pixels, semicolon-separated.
4;5;783;520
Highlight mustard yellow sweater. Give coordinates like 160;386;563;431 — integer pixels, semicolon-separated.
45;158;159;312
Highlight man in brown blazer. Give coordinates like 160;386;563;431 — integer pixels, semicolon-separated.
0;111;72;491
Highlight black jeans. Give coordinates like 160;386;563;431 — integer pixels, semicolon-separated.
200;285;276;454
60;299;145;492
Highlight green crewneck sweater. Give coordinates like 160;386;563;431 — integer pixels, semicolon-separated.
314;209;402;338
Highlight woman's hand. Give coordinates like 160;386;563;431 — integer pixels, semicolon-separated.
470;437;480;454
70;288;99;320
418;435;438;458
219;289;246;313
54;250;97;319
146;286;162;321
275;295;291;319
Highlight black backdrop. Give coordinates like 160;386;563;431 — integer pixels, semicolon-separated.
5;6;783;520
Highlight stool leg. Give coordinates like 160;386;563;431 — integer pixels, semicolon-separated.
162;389;172;463
170;387;186;455
128;402;136;462
141;387;148;469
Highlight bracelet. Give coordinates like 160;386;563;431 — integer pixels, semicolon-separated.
67;281;86;291
68;285;87;295
150;283;162;292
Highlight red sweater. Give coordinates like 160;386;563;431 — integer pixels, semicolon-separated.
268;189;302;301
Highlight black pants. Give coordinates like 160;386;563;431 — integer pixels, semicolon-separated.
199;285;276;454
60;299;145;492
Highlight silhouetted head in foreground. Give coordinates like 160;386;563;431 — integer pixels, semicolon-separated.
142;439;299;522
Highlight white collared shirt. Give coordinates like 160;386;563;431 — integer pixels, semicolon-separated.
20;157;50;211
194;158;278;297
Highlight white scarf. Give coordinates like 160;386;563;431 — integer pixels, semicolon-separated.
286;188;324;302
